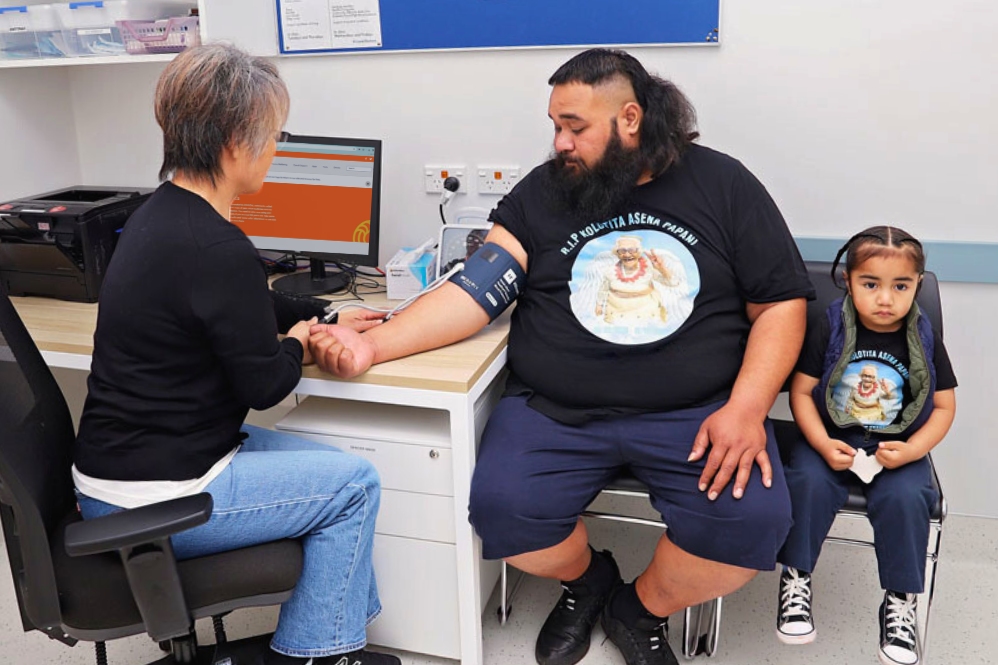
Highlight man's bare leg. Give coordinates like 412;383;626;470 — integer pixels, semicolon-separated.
505;520;591;580
636;534;757;617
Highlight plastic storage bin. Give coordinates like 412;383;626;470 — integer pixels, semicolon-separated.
117;14;197;54
0;4;65;59
53;0;194;57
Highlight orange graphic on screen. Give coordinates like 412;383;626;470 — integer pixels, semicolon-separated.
229;150;374;243
353;220;370;242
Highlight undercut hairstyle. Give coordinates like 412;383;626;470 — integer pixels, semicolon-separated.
154;43;290;186
831;225;926;288
548;48;699;177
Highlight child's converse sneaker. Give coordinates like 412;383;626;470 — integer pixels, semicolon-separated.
776;567;816;644
879;591;919;665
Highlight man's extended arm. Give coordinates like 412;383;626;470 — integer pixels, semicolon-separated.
309;225;527;378
688;298;807;499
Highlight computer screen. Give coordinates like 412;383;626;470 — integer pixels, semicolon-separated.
230;134;382;295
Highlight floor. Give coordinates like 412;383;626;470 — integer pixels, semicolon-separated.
2;509;996;665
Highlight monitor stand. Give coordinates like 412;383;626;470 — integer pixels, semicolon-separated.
271;258;350;296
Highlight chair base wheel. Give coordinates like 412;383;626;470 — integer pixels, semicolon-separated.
171;634;198;664
146;633;273;664
496;604;512;623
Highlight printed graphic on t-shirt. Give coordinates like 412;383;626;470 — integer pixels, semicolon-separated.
568;230;701;345
832;360;905;427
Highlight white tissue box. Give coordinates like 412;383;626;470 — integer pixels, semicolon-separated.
386;246;438;301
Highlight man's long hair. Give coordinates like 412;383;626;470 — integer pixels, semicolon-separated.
548;48;699;178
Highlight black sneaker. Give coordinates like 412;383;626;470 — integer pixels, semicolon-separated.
319;651;401;665
535;550;622;665
776;567;816;645
879;591;919;665
600;601;678;665
262;650;402;665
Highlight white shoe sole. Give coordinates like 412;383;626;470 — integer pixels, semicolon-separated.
776;627;817;645
879;648;919;665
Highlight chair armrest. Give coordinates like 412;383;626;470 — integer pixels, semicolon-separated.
61;492;213;642
64;493;213;557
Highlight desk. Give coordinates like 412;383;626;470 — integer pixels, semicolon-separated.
10;291;511;665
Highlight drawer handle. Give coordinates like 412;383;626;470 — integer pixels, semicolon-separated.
429;449;440;459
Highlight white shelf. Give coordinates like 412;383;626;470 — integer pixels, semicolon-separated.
0;0;206;69
0;53;178;69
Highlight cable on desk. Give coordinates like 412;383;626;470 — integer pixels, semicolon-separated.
321;262;463;324
259;252;299;275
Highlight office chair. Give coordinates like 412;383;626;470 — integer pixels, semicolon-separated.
770;261;947;661
0;293;304;665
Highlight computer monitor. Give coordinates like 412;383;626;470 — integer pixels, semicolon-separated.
230;134;382;295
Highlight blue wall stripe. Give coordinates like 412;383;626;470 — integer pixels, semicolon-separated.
795;237;998;284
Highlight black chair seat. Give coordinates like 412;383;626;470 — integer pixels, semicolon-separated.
838;466;943;521
604;472;648;494
51;511;303;634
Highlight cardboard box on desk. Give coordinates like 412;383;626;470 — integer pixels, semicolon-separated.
386;247;438;300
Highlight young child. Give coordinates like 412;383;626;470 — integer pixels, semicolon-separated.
776;226;957;665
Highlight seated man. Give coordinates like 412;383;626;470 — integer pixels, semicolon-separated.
310;48;814;665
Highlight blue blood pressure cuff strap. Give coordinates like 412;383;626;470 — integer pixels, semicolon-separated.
448;242;525;321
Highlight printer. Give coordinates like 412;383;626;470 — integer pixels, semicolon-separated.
0;186;152;303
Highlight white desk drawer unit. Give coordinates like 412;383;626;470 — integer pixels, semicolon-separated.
370;534;460;659
276;396;463;658
276;397;455;538
378;489;455;543
313;434;453;497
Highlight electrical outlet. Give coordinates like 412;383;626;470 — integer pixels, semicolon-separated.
424;165;466;194
477;166;520;195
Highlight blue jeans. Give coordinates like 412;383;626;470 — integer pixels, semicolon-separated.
77;425;382;658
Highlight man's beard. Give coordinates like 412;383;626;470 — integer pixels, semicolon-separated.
547;126;645;221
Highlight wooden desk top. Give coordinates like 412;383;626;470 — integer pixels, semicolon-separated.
10;286;510;394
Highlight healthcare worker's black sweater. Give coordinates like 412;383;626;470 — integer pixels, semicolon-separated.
75;182;304;481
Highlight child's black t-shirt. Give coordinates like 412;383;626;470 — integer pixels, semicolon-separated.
797;316;957;429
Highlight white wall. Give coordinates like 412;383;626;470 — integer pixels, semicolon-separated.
933;283;993;517
8;0;998;515
71;61;169;188
0;66;81;200
67;0;998;251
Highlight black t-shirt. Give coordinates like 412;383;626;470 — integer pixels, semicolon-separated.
797;315;957;429
491;143;814;424
75;182;304;481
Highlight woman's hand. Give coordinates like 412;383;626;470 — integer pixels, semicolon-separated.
287;317;318;365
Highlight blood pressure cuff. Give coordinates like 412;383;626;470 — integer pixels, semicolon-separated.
448;242;525;321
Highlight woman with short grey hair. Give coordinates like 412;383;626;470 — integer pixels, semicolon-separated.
155;42;289;188
72;43;396;665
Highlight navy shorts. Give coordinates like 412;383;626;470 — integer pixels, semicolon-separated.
469;396;792;570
